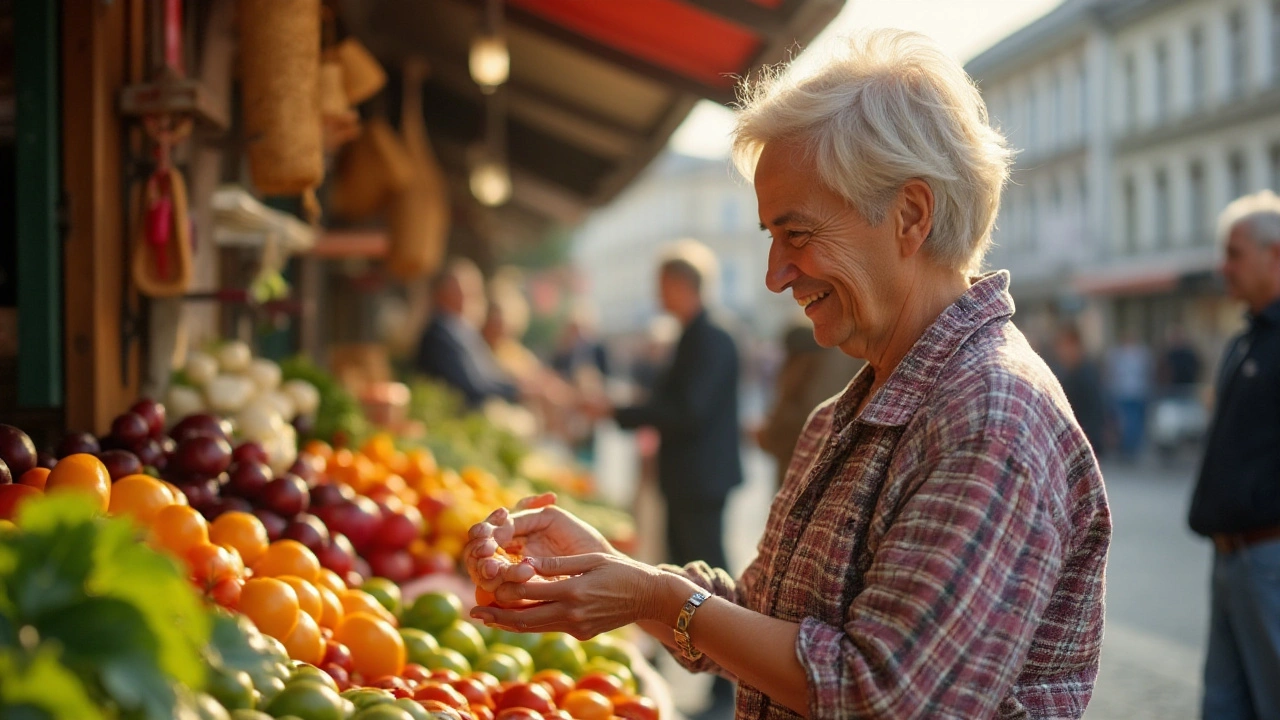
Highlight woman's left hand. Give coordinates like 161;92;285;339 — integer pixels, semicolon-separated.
469;553;681;640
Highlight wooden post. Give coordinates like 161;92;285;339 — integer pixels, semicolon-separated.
60;0;140;433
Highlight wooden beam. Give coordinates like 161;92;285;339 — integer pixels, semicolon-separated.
14;0;61;408
61;0;139;433
499;3;738;104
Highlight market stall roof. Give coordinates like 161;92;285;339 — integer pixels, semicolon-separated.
335;0;844;247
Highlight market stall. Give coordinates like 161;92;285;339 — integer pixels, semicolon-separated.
0;0;844;717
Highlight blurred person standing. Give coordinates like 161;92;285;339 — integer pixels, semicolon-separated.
1159;325;1203;398
1106;332;1153;461
1052;323;1107;457
415;258;519;407
755;320;864;486
482;275;575;433
1188;190;1280;719
586;239;742;718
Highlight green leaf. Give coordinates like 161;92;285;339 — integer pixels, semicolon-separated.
0;645;106;720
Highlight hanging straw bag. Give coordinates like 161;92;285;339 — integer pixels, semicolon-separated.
328;118;415;221
238;0;324;197
323;38;387;106
386;61;449;280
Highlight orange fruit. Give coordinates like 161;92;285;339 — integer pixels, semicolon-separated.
240;577;300;640
0;484;42;521
107;474;174;525
475;586;497;608
560;689;613;720
317;586;345;630
18;467;50;490
338;589;398;627
334;611;405;680
44;453;111;512
209;511;270;566
316;568;347;595
361;434;396;466
302;439;333;462
148;504;209;557
277;575;323;621
162;481;188;506
253;539;321;582
186;542;240;589
282;607;325;664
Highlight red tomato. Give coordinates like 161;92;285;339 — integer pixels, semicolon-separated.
494;683;555;715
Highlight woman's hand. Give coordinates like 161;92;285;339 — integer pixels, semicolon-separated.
469;553;687;640
464;494;616;592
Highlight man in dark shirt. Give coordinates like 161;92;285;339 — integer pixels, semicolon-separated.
1052;323;1107;456
415;258;520;408
1188;190;1280;719
585;240;742;719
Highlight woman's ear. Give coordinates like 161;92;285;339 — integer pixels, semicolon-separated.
897;179;935;257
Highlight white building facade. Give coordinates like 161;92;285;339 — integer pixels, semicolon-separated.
969;0;1280;358
571;152;796;346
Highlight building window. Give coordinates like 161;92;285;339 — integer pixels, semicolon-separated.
1124;53;1138;129
1229;151;1249;199
1051;73;1063;147
1155;40;1170;118
1027;88;1039;151
1189;26;1206;108
1229;9;1248;97
1270;143;1280;190
1078;61;1089;136
1273;0;1280;81
1154;169;1170;247
1189;161;1207;244
1123;177;1138;254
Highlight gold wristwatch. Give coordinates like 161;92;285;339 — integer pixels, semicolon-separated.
674;591;709;661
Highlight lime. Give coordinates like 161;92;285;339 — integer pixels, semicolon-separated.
229;711;273;720
437;620;487;664
361;578;403;618
256;675;286;706
393;698;431;720
489;628;541;653
581;635;633;670
352;705;414;720
420;647;472;676
287;666;340;694
193;692;231;720
207;668;255;711
401;591;462;633
262;635;289;661
532;633;587;678
582;657;637;693
487;643;534;679
263;681;345;720
399;627;442;667
473;652;523;683
473;621;495;645
340;688;396;710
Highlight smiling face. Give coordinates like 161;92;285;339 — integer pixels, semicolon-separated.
755;141;910;355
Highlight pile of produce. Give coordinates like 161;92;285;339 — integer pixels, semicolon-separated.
0;493;660;720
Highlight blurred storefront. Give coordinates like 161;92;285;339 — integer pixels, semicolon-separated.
0;0;844;442
967;0;1280;363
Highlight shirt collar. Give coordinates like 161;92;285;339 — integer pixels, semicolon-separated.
835;270;1016;428
1250;298;1280;329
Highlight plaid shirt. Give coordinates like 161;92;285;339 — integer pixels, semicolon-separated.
666;271;1110;719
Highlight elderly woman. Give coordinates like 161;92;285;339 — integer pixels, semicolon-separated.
465;30;1110;719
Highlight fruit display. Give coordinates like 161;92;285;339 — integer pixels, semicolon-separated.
1;484;662;719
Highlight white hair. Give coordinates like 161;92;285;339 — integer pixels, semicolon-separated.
732;29;1013;274
1218;190;1280;247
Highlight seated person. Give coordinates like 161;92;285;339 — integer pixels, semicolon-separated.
415;258;518;408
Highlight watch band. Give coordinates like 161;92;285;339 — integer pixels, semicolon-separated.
674;591;709;661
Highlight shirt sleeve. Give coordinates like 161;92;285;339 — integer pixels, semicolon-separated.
796;427;1066;719
615;331;735;435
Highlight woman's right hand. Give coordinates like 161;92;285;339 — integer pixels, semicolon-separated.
464;493;616;592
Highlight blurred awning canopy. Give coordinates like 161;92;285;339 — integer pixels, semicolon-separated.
333;0;843;249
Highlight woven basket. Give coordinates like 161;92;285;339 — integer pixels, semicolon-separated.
239;0;323;196
323;38;386;105
329;118;414;221
320;61;349;116
387;63;449;280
